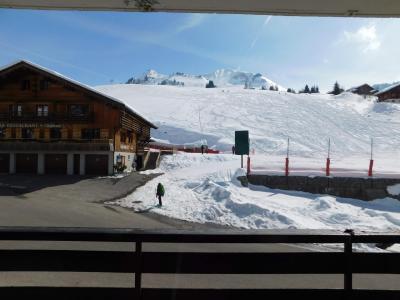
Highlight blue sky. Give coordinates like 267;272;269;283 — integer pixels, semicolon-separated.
1;8;400;91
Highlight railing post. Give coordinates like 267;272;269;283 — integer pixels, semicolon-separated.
344;229;354;299
135;241;142;300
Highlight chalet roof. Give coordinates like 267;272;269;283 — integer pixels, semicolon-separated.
374;82;400;96
0;60;157;129
347;83;373;93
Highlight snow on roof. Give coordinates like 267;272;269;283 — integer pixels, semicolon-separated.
375;82;400;96
346;83;372;93
0;60;157;129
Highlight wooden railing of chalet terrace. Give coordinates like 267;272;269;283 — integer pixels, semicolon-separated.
0;139;113;151
0;112;94;123
0;227;398;300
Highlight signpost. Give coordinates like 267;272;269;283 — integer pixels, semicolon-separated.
235;130;249;168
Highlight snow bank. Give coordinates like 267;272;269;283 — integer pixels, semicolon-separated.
113;153;400;233
388;184;400;196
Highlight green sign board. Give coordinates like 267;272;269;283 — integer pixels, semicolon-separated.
235;130;249;155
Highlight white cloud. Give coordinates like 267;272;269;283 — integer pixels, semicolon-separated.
343;24;381;53
176;14;206;33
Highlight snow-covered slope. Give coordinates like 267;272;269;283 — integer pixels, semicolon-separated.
126;69;283;89
114;153;400;239
96;84;400;158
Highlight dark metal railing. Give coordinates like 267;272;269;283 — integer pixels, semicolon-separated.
0;227;398;300
0;112;94;123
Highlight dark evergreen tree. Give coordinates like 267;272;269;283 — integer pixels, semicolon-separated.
304;84;310;93
287;88;296;93
206;80;216;88
331;81;344;95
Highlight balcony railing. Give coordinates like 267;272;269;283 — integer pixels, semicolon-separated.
0;227;398;300
0;112;94;123
0;138;114;151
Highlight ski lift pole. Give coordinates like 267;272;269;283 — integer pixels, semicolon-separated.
368;138;374;177
247;156;251;175
326;138;331;177
285;137;290;176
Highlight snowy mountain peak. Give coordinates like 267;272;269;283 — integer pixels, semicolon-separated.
126;68;283;90
144;69;162;79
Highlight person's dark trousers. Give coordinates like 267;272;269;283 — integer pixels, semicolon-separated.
158;195;162;206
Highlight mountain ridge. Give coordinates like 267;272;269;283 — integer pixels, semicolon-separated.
126;68;284;90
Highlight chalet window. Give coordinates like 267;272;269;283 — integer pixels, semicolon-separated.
127;130;133;143
37;105;49;117
69;104;89;117
11;128;16;139
21;128;34;139
0;128;5;139
81;128;100;140
120;131;127;143
21;80;30;91
17;105;22;117
50;128;62;139
10;104;23;117
39;80;49;90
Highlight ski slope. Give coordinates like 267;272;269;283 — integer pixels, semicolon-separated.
96;85;400;160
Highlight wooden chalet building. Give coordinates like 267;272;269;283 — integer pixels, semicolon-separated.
375;83;400;103
0;60;157;175
347;84;375;96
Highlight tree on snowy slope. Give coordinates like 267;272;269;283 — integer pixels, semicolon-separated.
269;85;278;91
330;81;344;95
206;80;216;88
287;88;296;93
300;84;311;93
310;85;320;93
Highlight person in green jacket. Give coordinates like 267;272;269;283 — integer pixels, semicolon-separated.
156;183;165;206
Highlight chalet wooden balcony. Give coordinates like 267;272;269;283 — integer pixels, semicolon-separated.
0;112;95;123
0;138;113;152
